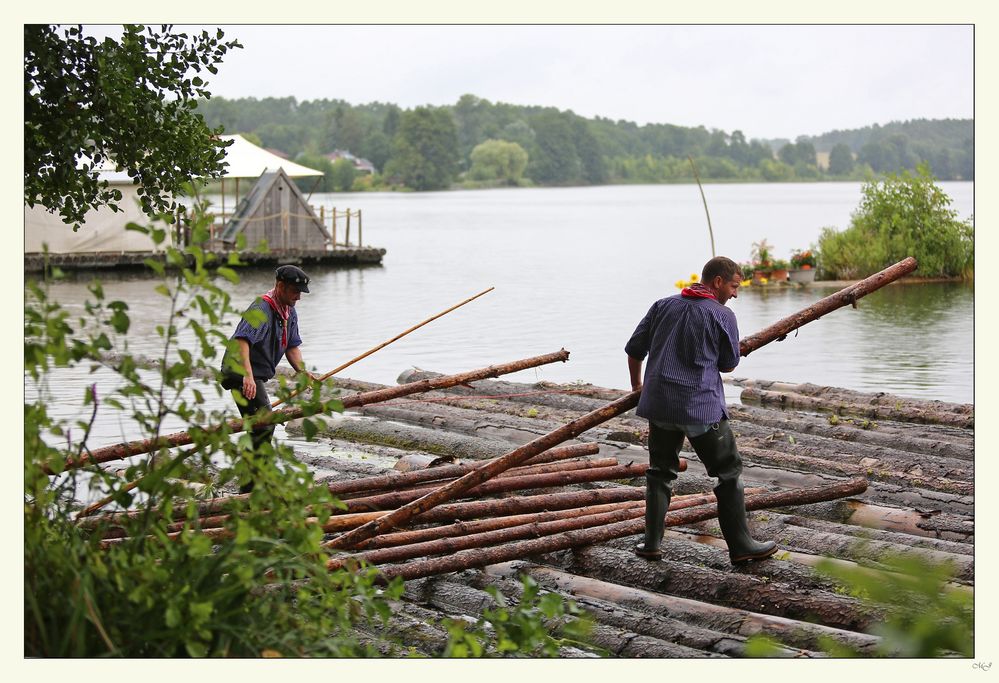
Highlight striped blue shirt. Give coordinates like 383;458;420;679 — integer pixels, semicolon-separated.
625;294;740;425
231;300;302;381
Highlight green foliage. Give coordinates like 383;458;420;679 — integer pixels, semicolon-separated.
441;576;596;657
195;91;971;188
818;164;973;279
383;106;460;190
828;143;855;175
330;158;358;192
24;25;241;226
23;203;412;657
815;553;973;657
468;139;529;185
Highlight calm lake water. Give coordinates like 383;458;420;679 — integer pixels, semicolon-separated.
30;182;974;448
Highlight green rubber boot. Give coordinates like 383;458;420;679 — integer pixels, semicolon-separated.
635;424;683;560
689;421;777;565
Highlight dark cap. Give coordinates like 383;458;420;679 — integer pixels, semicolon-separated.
275;264;310;293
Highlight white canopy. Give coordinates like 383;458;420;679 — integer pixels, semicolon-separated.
219;134;322;178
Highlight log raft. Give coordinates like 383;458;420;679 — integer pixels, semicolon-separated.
295;369;969;656
86;365;973;656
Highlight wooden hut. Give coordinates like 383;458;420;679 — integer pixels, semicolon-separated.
219;167;331;251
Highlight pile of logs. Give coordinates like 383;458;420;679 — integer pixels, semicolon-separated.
74;258;975;656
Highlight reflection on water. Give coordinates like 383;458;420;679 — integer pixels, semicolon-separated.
27;183;974;449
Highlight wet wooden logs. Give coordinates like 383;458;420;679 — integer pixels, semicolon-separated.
326;390;643;549
61;349;571;471
740;386;973;428
491;564;882;654
366;478;867;583
728;404;973;461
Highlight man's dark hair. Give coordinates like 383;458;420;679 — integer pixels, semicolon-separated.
702;256;741;284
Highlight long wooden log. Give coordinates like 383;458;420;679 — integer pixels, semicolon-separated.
736;378;973;419
325;390;643;549
738;445;972;496
728;403;973;462
482;564;882;655
337;455;625;500
739;257;918;357
369;478;868;582
270;286;495;408
692;512;975;584
733;422;973;478
329;489;761;571
741;386;973;428
326;505;649;572
351;490;747;551
59;349;570;471
96;485;652;543
83;443;603;527
406;576;731;658
339;460;648;512
126;461;644;536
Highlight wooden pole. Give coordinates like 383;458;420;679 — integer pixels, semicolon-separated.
162;461;647;535
687;155;715;258
97;485;652;544
358;209;362;248
327;505;648;572
183;443;600;521
347;490;743;552
345;208;351;247
332;207;337;248
59;349;570;472
368;478;869;582
325;390;642;549
270;286;496;408
740;257;918;357
330;462;649;515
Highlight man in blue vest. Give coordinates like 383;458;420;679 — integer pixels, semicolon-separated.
625;256;777;564
222;264;317;493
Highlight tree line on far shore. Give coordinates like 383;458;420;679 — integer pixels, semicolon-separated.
194;94;973;192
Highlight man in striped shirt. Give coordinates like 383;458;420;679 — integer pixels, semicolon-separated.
625;256;777;564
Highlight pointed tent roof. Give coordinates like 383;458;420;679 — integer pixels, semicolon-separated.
219;167;330;244
219;134;323;179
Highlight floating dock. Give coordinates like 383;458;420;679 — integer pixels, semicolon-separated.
23;246;386;273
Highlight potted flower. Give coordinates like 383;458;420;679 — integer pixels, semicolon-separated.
770;259;790;283
789;248;818;284
750;239;774;283
790;249;817;269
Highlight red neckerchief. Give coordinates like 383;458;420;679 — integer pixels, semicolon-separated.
261;289;289;346
680;282;718;300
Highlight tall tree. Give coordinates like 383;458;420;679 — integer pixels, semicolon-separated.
468;139;529;184
527;110;581;184
384;106;460;191
828;143;855;175
25;24;242;225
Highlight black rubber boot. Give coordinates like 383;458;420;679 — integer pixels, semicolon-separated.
689;421;777;565
235;380;275;495
636;424;683;560
713;476;778;563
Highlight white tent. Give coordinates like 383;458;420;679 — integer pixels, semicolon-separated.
219;135;322;178
24;176;173;254
25;135;323;254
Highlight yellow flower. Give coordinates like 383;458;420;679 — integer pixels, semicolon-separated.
759;277;768;285
741;279;751;287
675;280;687;289
690;273;699;282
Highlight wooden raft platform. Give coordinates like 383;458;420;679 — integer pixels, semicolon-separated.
268;370;974;657
23;247;386;273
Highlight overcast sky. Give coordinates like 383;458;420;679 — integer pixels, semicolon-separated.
173;24;975;141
